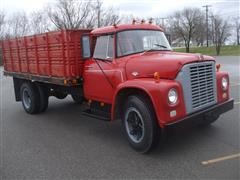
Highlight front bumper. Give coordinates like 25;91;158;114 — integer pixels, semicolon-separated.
165;99;234;128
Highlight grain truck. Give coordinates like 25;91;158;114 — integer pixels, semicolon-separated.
1;22;234;153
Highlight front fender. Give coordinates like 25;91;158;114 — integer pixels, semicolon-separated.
112;78;186;128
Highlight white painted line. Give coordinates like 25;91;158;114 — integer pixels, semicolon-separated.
234;101;240;105
202;153;240;165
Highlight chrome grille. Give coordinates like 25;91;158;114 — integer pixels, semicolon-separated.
176;61;217;114
190;63;215;109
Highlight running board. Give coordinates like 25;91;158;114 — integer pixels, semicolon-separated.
82;109;111;121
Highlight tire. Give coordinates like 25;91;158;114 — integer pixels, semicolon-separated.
36;85;49;113
122;95;160;153
20;82;40;114
55;92;67;99
71;94;83;104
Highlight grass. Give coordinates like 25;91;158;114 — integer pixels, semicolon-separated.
173;45;240;56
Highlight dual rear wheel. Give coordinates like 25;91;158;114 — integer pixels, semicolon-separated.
20;82;49;114
20;82;83;114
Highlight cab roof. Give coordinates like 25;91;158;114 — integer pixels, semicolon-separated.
91;23;163;35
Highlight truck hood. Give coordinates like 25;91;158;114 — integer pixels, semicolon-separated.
125;51;215;80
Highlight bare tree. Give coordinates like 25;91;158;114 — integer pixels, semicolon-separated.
155;17;169;30
92;0;121;27
99;7;121;26
47;0;92;29
194;13;205;46
211;15;230;55
29;11;50;34
168;8;203;52
5;11;29;37
0;11;5;65
120;14;138;24
232;17;240;45
0;10;6;39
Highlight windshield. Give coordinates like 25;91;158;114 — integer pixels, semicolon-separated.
117;30;172;57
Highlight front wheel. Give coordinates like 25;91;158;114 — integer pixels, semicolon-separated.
123;95;160;153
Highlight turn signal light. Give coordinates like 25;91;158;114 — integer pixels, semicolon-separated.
132;19;136;25
88;100;92;105
154;72;160;82
216;64;221;72
72;79;78;84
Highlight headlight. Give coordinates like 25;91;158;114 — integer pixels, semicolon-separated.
222;77;228;90
168;88;178;105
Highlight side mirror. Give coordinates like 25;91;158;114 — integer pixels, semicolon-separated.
82;35;91;58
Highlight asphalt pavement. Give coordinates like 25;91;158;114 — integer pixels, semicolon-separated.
0;56;239;179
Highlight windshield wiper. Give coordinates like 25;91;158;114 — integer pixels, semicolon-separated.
141;44;168;56
153;43;167;49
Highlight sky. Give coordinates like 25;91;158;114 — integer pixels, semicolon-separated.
0;0;239;18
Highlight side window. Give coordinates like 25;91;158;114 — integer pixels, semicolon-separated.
82;36;91;58
93;35;114;60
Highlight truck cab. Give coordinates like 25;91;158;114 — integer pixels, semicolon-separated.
82;23;234;153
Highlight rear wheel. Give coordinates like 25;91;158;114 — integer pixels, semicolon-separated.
20;82;40;114
122;95;160;153
71;94;83;104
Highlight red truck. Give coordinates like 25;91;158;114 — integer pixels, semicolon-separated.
1;22;234;153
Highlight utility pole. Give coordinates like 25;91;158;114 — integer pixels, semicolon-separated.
97;0;102;28
203;5;212;47
159;17;167;28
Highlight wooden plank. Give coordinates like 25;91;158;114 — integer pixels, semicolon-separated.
8;39;14;71
46;33;52;76
24;37;30;73
74;32;79;77
33;35;40;74
16;37;22;72
61;30;66;77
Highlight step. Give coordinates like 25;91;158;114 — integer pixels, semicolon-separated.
82;109;111;121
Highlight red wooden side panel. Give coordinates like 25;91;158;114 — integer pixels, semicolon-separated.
0;29;92;79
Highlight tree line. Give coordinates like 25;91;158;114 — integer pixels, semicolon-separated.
0;0;239;65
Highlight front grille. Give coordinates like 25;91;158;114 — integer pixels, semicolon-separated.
190;63;215;109
176;61;217;114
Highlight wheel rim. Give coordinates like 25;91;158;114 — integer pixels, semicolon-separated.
125;107;145;143
22;88;31;109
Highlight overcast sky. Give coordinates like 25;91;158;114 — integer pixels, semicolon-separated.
1;0;239;18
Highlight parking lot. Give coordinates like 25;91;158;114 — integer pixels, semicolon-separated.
0;56;239;179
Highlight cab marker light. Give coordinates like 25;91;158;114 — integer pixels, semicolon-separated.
216;64;221;72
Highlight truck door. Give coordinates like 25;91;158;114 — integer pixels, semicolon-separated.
83;34;116;104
